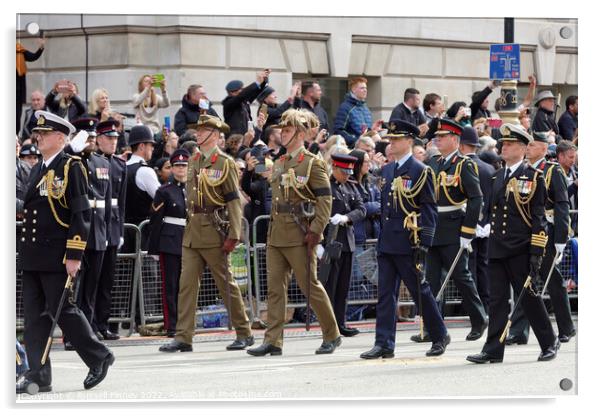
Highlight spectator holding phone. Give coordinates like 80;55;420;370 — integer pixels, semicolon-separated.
90;88;115;122
256;81;301;128
45;79;87;122
133;74;171;137
241;149;273;244
222;69;270;136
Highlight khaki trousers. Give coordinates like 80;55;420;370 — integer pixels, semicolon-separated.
175;246;251;344
263;245;339;347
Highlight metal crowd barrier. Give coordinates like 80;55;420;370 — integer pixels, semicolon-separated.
136;218;256;329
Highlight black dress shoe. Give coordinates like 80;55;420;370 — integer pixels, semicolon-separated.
100;330;120;341
83;352;115;390
226;335;255;350
559;329;576;343
466;352;503;364
426;333;451;357
64;341;75;351
505;334;528;345
339;326;360;337
538;338;560;362
315;336;342;354
410;333;431;343
247;343;282;356
360;345;395;359
466;321;488;341
159;340;193;352
16;378;50;395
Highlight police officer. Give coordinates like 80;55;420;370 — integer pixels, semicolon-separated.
459;126;495;314
160;115;254;352
17;111;114;394
467;124;559;364
148;149;189;337
19;143;42;168
360;120;450;359
65;118;112;347
413;118;487;343
322;153;366;337
247;109;341;356
123;124;160;252
505;131;575;345
94;119;127;339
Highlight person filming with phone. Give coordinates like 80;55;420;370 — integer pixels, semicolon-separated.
45;79;87;122
222;69;270;136
132;74;171;138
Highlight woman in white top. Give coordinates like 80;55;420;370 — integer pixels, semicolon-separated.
132;74;170;136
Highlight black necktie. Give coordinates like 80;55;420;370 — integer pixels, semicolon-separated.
505;168;511;180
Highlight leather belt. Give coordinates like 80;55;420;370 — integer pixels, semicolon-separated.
437;204;466;213
163;216;186;226
275;202;296;214
192;204;221;214
89;199;106;208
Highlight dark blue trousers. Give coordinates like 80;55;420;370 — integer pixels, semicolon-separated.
375;253;447;350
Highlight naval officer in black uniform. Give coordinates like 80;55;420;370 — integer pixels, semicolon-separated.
360;120;450;359
322;153;366;337
413;118;487;343
94;120;127;339
17;110;114;394
505;131;575;345
66;118;113;345
467;124;559;364
459;126;495;314
147;149;190;337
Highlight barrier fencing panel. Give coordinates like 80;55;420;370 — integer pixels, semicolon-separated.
137;218;256;329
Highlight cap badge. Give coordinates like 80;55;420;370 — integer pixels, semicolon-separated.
37;116;46;125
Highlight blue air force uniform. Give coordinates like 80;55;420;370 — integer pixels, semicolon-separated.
147;149;189;336
361;120;449;359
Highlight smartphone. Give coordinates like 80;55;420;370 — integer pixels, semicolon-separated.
38;29;44;38
259;103;268;120
164;116;171;132
464;108;472;118
251;145;267;173
152;73;165;88
247;121;255;132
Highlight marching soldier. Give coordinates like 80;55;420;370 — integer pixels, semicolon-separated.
94;120;127;339
17;111;114;394
412;118;488;343
322;153;366;337
160;115;253;352
247;109;341;356
459;126;495;314
505;131;575;345
64;118;113;348
361;120;450;359
467;124;559;364
148;149;190;337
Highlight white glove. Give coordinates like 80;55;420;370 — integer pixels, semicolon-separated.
69;130;89;153
118;237;124;250
476;224;491;238
330;214;348;225
150;255;160;262
460;237;473;250
316;244;325;260
555;243;566;264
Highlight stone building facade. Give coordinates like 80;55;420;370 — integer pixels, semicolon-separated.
17;15;577;129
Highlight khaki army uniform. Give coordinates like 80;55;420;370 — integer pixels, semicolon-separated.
174;145;251;344
264;146;340;348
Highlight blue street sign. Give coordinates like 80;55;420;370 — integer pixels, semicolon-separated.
489;43;521;80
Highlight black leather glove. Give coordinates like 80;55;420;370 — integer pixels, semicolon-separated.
529;254;543;280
